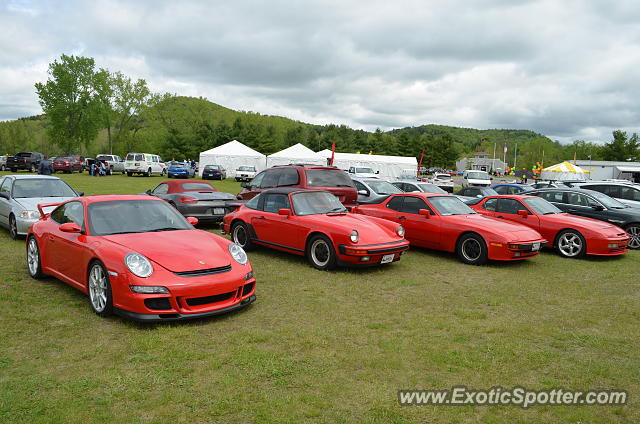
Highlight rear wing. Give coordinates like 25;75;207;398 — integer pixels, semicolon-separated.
37;202;62;218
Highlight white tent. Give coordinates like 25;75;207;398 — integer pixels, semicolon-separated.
267;143;325;167
540;161;590;181
199;140;266;178
317;150;417;179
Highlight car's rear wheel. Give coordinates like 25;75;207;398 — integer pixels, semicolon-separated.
27;236;44;279
624;224;640;249
9;214;18;240
307;234;337;270
127;172;132;177
145;168;151;177
231;221;254;250
556;229;586;258
88;260;113;317
456;233;488;265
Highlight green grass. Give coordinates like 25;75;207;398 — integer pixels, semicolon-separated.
0;171;638;423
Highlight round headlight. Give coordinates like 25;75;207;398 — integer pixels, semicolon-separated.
124;252;153;278
229;243;248;265
397;225;405;237
350;230;359;243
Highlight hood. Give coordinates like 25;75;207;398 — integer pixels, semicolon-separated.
448;214;544;241
321;213;402;244
542;213;624;233
16;197;76;213
102;230;232;272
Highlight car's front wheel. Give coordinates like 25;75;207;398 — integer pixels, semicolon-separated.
231;221;254;250
556;229;586;258
9;214;18;240
625;223;640;249
456;233;488;265
88;260;113;317
306;234;337;270
26;236;44;279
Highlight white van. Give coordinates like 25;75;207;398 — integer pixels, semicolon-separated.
462;170;492;187
125;153;166;177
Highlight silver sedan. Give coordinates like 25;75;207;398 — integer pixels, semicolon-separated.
0;175;80;239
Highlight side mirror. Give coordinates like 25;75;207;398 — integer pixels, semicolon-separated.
517;210;528;217
419;209;431;218
59;222;82;233
186;216;199;226
145;190;152;195
278;208;291;217
375;170;380;174
0;192;9;200
358;190;368;196
240;182;249;188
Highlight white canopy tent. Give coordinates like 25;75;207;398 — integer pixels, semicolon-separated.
198;140;266;178
317;150;417;179
267;143;325;167
540;161;590;181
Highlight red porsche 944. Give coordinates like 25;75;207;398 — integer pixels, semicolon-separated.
27;195;256;321
222;189;410;270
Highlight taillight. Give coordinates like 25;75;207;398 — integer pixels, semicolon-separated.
178;196;198;204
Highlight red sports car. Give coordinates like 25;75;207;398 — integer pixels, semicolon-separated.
26;195;256;321
222;188;410;270
354;193;547;265
468;195;630;258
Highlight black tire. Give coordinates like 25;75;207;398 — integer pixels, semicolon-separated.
145;168;151;177
87;260;113;317
231;221;254;250
624;223;640;250
11;168;17;172
456;233;488;265
9;214;18;240
26;236;45;279
127;172;133;177
555;229;586;258
306;234;337;270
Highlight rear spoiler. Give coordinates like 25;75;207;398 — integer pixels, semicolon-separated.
37;202;62;218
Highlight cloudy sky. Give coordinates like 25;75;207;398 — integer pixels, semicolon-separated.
1;0;639;143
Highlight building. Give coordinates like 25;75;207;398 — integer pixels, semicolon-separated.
456;152;506;173
573;160;640;182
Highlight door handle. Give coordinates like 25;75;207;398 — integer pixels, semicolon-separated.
256;216;266;219
398;216;406;220
496;215;504;219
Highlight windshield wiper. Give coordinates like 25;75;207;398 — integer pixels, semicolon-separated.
106;230;144;235
334;184;353;187
327;207;347;213
148;227;183;232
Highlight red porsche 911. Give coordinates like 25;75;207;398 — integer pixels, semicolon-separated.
354;193;547;265
26;195;256;321
222;188;410;270
468;195;629;258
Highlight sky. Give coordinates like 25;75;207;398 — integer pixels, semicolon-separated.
1;0;639;143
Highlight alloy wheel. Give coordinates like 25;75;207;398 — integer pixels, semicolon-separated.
88;264;108;313
558;232;583;257
626;225;640;249
460;238;482;262
27;237;39;276
310;239;330;267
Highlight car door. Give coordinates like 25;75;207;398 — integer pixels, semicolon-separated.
46;201;89;288
382;195;436;248
494;198;540;230
565;192;603;220
535;190;569;212
0;177;12;227
250;193;301;249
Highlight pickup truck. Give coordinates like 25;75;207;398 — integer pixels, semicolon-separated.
6;152;44;172
95;154;125;174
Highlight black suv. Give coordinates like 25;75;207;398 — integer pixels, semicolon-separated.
527;187;640;249
237;165;358;209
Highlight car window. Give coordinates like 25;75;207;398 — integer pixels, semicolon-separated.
400;196;429;214
152;184;169;195
567;192;589;207
386;196;404;211
367;180;402;195
537;191;565;203
181;183;214;191
304;169;353;188
353;180;368;192
262;194;291;214
135;154;143;161
260;170;279;188
621;186;640;201
277;168;300;186
250;172;265;189
493;186;507;195
496;198;527;214
483;198;498;211
0;178;11;194
245;194;260;210
51;201;84;227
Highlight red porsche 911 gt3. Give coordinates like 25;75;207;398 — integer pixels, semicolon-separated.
468;195;629;258
26;195;256;321
222;188;410;270
354;193;547;265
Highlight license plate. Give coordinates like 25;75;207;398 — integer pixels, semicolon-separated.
381;254;394;264
532;242;540;251
213;208;226;215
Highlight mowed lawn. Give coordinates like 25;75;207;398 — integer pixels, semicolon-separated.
0;171;638;423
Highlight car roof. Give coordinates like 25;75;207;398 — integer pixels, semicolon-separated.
4;174;61;180
261;188;326;196
529;187;602;195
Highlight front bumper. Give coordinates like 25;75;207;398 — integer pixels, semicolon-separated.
488;239;548;261
337;240;410;266
586;236;629;256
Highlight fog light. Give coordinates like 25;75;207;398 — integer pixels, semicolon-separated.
360;256;370;262
245;270;254;280
130;285;169;294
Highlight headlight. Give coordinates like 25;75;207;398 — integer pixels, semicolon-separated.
229;243;248;265
19;210;41;220
397;225;405;237
124;252;153;278
350;230;359;243
130;285;169;294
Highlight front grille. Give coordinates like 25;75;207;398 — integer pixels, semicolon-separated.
144;298;172;310
173;265;232;277
242;282;255;296
186;290;235;307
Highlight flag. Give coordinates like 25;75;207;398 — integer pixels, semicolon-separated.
329;141;336;166
417;150;425;177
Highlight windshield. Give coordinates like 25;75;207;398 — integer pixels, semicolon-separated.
589;190;627;209
523;197;562;215
466;171;489;180
12;179;77;198
429;196;476;215
356;167;374;174
366;180;402;195
418;183;446;194
238;166;255;171
292;191;347;215
88;200;192;236
305;170;354;188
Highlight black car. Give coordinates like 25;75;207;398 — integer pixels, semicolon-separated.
202;164;227;180
457;186;499;198
527;187;640;249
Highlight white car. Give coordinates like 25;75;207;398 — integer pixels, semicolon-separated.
348;166;378;178
462;170;492;187
125;153;166;177
431;172;455;192
235;166;257;182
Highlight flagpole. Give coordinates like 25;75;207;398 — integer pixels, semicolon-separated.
513;143;518;168
492;142;496;173
503;144;507;170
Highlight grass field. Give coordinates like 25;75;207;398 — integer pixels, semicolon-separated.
0;171;638;423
